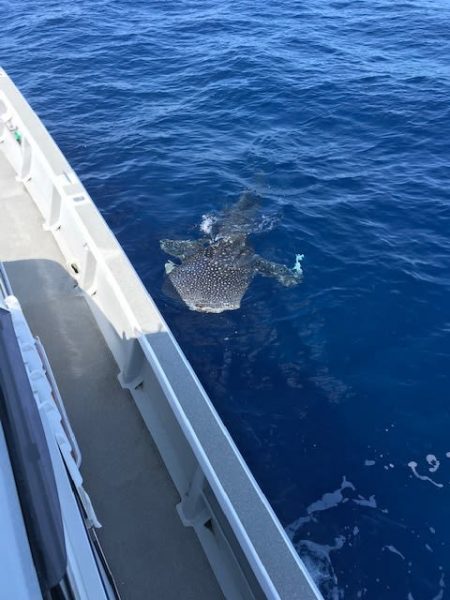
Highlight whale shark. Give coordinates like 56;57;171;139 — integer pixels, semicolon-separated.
160;193;303;313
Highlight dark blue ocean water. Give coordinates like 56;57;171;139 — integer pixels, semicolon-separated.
2;2;450;598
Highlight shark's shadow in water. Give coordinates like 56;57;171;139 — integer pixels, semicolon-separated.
160;192;303;313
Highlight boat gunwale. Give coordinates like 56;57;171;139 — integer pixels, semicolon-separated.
0;67;322;600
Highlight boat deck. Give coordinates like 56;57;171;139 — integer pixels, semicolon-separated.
0;149;223;599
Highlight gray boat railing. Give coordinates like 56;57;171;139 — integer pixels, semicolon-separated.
0;68;322;600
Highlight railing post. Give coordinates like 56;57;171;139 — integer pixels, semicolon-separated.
177;466;210;527
117;337;145;390
18;136;32;182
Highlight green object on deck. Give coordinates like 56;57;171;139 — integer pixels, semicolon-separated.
14;129;22;143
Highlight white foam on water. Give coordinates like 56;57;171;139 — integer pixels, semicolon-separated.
164;260;176;274
298;537;346;600
432;573;445;600
364;459;376;466
293;253;304;275
199;213;217;236
408;461;444;488
285;478;356;597
307;477;355;515
426;454;440;472
286;476;357;540
353;494;377;508
383;544;406;560
200;210;278;240
285;476;387;598
285;514;313;539
253;212;279;233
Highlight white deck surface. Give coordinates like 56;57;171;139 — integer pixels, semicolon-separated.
0;148;223;599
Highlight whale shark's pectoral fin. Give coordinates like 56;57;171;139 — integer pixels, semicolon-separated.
254;256;303;287
160;238;207;259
